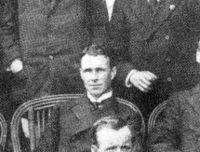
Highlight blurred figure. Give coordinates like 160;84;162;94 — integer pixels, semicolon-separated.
91;116;143;152
147;43;200;152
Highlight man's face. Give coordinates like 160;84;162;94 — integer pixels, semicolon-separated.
92;126;134;152
80;54;116;98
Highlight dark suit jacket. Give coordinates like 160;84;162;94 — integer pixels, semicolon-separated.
110;0;200;97
0;0;22;121
148;84;200;152
16;0;91;99
0;0;20;69
34;94;143;152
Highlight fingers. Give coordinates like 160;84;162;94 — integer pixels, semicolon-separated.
130;70;158;92
145;71;158;80
133;78;151;92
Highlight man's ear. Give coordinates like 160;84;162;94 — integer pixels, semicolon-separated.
91;145;98;152
111;66;117;80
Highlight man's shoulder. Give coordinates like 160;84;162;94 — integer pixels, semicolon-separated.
173;84;200;99
168;84;200;109
55;94;87;111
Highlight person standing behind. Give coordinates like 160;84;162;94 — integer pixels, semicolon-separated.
107;0;200;119
10;0;91;106
0;0;23;122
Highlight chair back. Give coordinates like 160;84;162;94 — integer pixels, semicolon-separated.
148;100;168;134
0;112;7;149
11;94;145;152
117;98;145;137
11;94;82;152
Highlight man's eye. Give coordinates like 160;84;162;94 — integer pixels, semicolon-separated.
96;68;105;72
121;145;131;151
106;146;116;152
84;69;91;73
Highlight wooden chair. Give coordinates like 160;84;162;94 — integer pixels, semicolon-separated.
117;98;145;137
147;100;168;134
11;94;145;152
0;112;7;150
11;94;82;152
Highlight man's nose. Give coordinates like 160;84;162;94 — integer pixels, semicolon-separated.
90;71;99;80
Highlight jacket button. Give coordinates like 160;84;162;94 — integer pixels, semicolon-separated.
167;77;172;82
165;35;170;40
169;4;175;10
49;55;54;60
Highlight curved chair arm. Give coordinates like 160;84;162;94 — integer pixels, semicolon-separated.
117;98;145;138
148;100;168;134
11;94;82;152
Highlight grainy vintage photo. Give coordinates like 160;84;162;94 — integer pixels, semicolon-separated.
0;0;200;151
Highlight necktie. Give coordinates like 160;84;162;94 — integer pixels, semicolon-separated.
92;102;100;109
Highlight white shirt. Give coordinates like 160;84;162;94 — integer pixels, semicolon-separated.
87;90;113;103
105;0;116;21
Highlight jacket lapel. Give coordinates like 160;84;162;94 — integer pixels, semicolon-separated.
153;0;177;24
71;95;94;134
71;94;119;135
141;0;181;41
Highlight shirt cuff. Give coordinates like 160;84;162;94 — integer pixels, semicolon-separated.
125;69;137;88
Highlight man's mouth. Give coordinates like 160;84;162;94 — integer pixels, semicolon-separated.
89;84;102;88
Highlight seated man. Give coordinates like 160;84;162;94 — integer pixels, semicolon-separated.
90;116;143;152
34;44;143;152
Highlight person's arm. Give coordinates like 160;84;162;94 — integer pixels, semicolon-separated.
110;0;157;92
0;0;23;73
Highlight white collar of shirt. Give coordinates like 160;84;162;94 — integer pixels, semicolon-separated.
147;0;160;3
87;90;113;103
104;0;116;21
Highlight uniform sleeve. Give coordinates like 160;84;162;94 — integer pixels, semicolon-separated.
0;0;21;69
34;105;60;152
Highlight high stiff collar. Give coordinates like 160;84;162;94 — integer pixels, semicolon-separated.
87;90;113;103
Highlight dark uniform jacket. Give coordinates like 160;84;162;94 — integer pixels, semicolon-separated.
0;0;20;69
34;94;143;152
100;0;200;115
17;0;91;99
112;0;200;93
148;84;200;152
0;0;21;121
